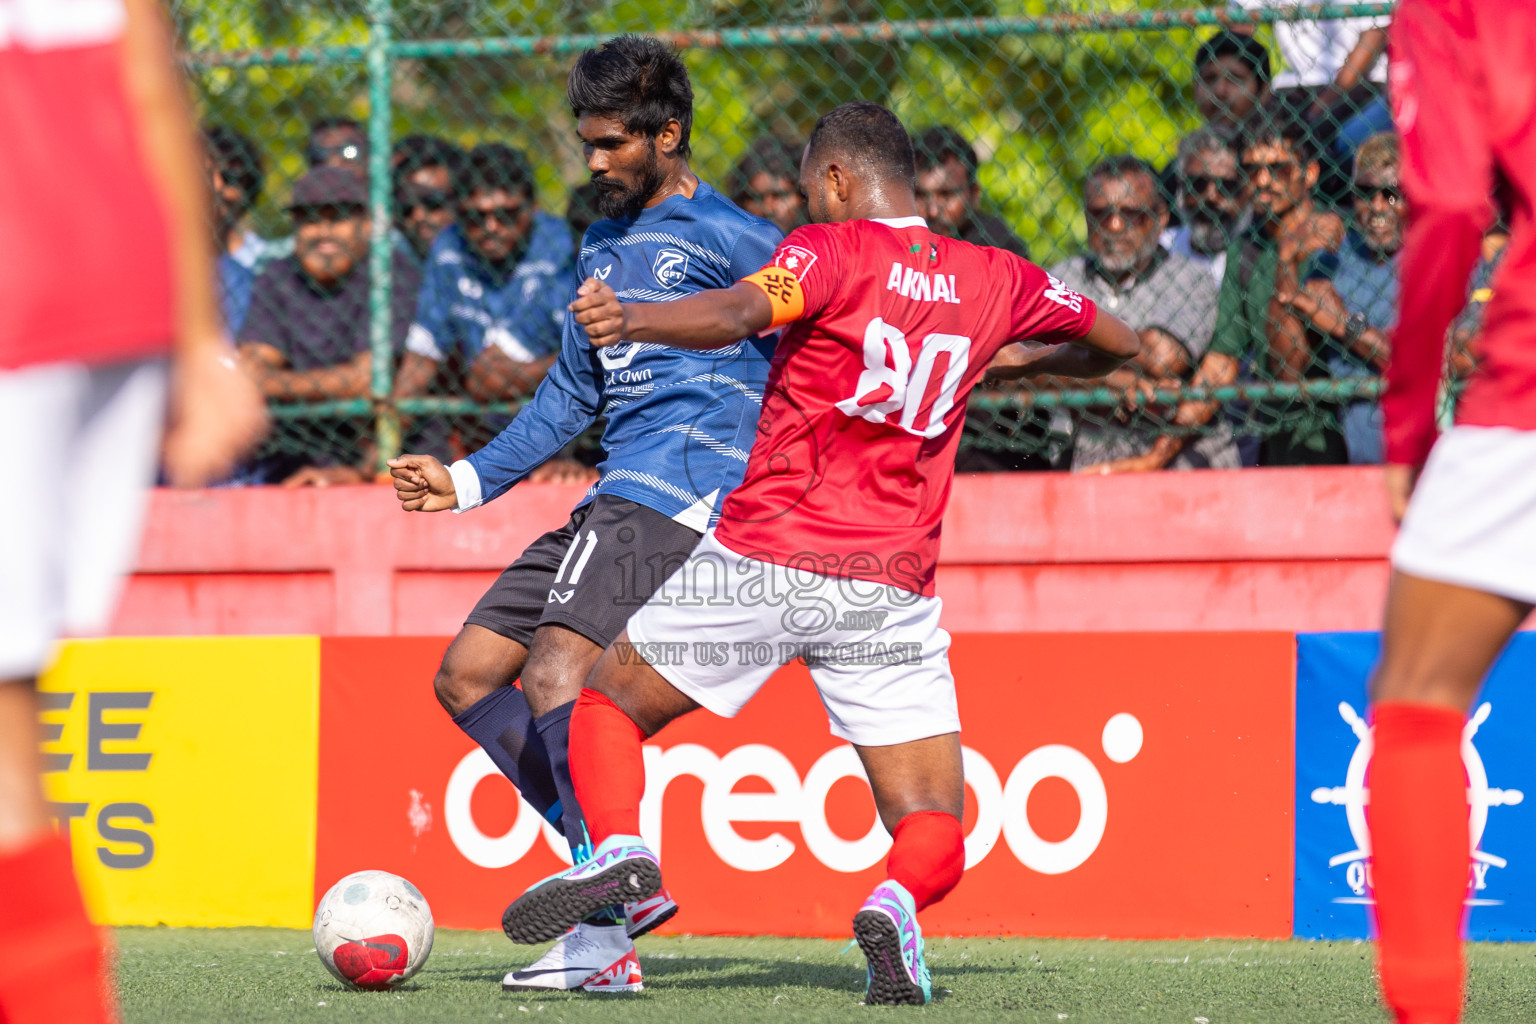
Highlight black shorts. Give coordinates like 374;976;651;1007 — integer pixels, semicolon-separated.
465;494;704;649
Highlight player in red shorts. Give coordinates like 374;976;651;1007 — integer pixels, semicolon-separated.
1370;2;1536;1022
0;1;266;1020
500;101;1137;1003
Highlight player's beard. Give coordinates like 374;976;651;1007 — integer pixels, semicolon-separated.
594;139;665;220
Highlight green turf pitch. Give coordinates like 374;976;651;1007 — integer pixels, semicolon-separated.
116;927;1536;1024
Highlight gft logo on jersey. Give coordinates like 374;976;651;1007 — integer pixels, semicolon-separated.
652;248;690;288
1310;701;1524;906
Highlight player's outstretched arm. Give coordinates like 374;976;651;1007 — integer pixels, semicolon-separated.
569;278;773;350
388;454;459;512
987;308;1139;381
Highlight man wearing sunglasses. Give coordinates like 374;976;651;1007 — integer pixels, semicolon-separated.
392;135;465;264
1162;128;1249;286
238;166;421;481
394;143;575;419
1089;106;1345;473
307;116;368;180
204;125;288;334
1050;155;1238;473
1273;131;1402;465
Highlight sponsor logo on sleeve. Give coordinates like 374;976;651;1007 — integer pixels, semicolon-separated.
1043;274;1084;313
773;245;819;280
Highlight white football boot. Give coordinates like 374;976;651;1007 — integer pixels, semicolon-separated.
501;921;642;993
625;889;678;939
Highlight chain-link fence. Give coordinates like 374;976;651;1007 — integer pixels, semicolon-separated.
173;0;1475;482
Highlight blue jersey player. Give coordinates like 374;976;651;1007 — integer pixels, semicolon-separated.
388;36;781;994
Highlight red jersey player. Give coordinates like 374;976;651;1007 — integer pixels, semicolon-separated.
0;1;265;1020
1369;3;1536;1022
500;102;1137;1004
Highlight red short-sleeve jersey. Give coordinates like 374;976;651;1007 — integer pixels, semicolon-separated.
0;0;175;370
717;216;1096;595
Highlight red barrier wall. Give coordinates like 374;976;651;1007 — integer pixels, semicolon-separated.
316;633;1295;938
115;467;1397;637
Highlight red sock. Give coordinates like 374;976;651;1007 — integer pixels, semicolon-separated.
569;688;647;844
0;832;116;1024
1370;701;1468;1024
886;811;964;911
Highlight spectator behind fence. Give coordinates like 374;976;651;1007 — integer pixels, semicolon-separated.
566;181;603;263
1228;2;1390;207
913;125;1029;258
1162;128;1248;285
204;126;286;333
1192;31;1272;143
1447;213;1511;392
239;166;421;483
726;135;804;236
392;135;465;264
1275;131;1401;464
1050;156;1238;472
308;116;368;179
1090;107;1344;473
394;143;574;417
1228;1;1386;108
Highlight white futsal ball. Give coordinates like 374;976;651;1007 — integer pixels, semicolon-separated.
313;870;434;990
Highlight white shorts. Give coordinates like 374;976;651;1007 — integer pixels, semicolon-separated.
1392;425;1536;604
0;359;168;677
625;531;960;747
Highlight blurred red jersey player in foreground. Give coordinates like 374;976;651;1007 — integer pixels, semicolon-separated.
0;0;266;1020
500;101;1137;1004
1372;2;1536;1022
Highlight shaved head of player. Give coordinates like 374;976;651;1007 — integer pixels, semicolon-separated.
509;101;1139;1004
797;101;921;226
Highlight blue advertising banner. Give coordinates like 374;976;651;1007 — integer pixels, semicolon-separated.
1295;632;1536;940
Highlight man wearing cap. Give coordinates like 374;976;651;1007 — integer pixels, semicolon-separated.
238;165;421;481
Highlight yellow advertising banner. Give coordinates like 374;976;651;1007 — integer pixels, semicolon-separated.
38;637;319;928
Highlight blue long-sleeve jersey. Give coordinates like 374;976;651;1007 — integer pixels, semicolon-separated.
458;181;782;529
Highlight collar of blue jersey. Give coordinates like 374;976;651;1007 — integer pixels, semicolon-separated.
871;216;927;229
617;180;719;226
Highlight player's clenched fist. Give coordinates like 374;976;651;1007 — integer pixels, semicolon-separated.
568;277;628;348
388;453;458;512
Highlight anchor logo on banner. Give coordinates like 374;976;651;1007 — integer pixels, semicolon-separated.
1311;702;1524;905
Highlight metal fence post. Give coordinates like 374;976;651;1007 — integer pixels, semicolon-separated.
367;0;399;472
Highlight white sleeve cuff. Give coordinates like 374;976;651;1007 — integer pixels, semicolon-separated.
406;323;445;360
485;325;537;362
449;459;483;513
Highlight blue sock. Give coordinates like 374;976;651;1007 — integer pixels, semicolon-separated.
534;700;621;925
532;700;588;855
451;686;564;835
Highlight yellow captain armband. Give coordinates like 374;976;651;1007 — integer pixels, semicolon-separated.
742;266;807;328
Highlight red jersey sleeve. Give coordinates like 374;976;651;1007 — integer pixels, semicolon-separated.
999;252;1098;344
741;223;846;328
1383;0;1493;466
